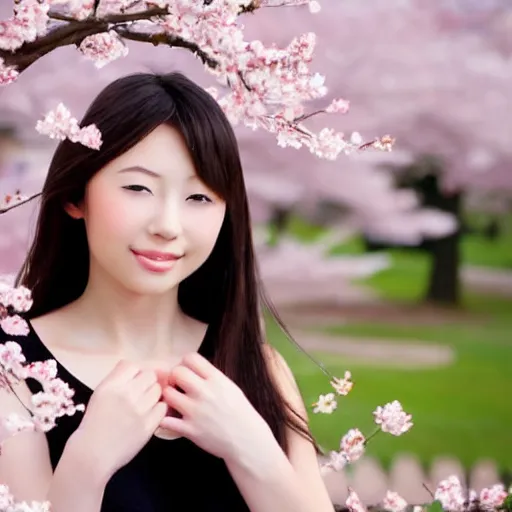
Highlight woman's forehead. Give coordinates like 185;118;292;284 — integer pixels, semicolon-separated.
104;125;198;181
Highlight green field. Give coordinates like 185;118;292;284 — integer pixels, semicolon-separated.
265;215;512;473
268;307;512;473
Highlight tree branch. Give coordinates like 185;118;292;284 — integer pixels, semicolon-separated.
0;193;41;214
0;6;170;73
0;2;262;74
114;27;219;69
0;362;34;418
48;5;169;24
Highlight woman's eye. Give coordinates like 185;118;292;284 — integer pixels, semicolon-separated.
187;194;212;203
123;185;152;194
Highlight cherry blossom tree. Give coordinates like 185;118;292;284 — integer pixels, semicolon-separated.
292;0;512;305
1;0;510;304
0;2;511;511
0;0;458;249
0;0;462;303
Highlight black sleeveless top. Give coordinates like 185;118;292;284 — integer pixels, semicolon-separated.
0;322;250;512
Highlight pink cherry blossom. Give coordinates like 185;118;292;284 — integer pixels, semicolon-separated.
312;392;337;414
479;483;508;511
434;475;466;512
0;0;50;54
322;450;348;472
1;412;35;444
24;360;58;384
346;488;367;512
0;285;33;313
330;370;353;395
79;31;129;69
0;341;26;387
0;336;85;433
49;0;95;21
0;58;19;85
339;428;366;463
325;98;350;114
0;314;30;337
76;123;103;150
35;103;103;150
382;491;408;512
29;375;85;432
0;482;50;511
373;400;413;436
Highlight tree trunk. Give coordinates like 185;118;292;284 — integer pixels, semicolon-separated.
267;206;291;246
418;174;463;305
426;226;461;304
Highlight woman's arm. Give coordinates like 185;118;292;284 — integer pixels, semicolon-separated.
46;431;111;511
0;383;108;512
224;346;335;512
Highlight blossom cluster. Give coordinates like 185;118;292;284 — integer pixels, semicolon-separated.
0;282;85;442
0;282;85;510
343;479;511;512
0;2;507;512
312;373;511;512
0;484;50;512
0;0;392;168
35;103;102;150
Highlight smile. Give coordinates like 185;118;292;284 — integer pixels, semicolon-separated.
130;249;182;273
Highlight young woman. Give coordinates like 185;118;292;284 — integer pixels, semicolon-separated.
0;72;334;512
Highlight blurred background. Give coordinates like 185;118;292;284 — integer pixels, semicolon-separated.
0;0;511;504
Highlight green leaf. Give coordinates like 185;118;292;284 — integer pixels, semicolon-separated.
499;493;512;512
425;500;445;512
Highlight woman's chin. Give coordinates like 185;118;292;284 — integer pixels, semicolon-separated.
123;276;180;296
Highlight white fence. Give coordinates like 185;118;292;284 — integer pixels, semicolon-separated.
319;454;508;506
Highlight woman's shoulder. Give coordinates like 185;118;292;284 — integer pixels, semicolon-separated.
261;344;300;392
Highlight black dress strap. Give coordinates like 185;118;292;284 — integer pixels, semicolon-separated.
0;320;92;403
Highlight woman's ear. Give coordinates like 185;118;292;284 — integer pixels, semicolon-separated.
64;202;84;220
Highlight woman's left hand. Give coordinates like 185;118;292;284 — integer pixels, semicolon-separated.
159;352;275;464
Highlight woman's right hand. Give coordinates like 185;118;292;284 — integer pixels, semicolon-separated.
70;360;168;479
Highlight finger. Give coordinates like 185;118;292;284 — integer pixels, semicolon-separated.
132;369;158;394
159;415;193;438
162;386;194;416
143;381;163;407
154;368;170;390
147;401;168;431
180;352;217;380
99;359;140;387
168;365;205;396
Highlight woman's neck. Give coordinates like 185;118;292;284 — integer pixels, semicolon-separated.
62;271;185;359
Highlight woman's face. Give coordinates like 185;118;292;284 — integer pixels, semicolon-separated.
68;124;226;296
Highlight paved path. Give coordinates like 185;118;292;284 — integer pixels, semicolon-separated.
463;265;512;295
291;331;454;368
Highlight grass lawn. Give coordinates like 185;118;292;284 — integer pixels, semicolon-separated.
267;309;512;474
263;215;512;472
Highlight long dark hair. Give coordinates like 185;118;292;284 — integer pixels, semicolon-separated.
16;72;314;453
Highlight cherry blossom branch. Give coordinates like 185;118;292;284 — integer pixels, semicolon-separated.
423;483;436;500
0;192;41;214
0;2;263;73
0;6;191;73
114;27;218;69
1;365;33;417
49;5;169;24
